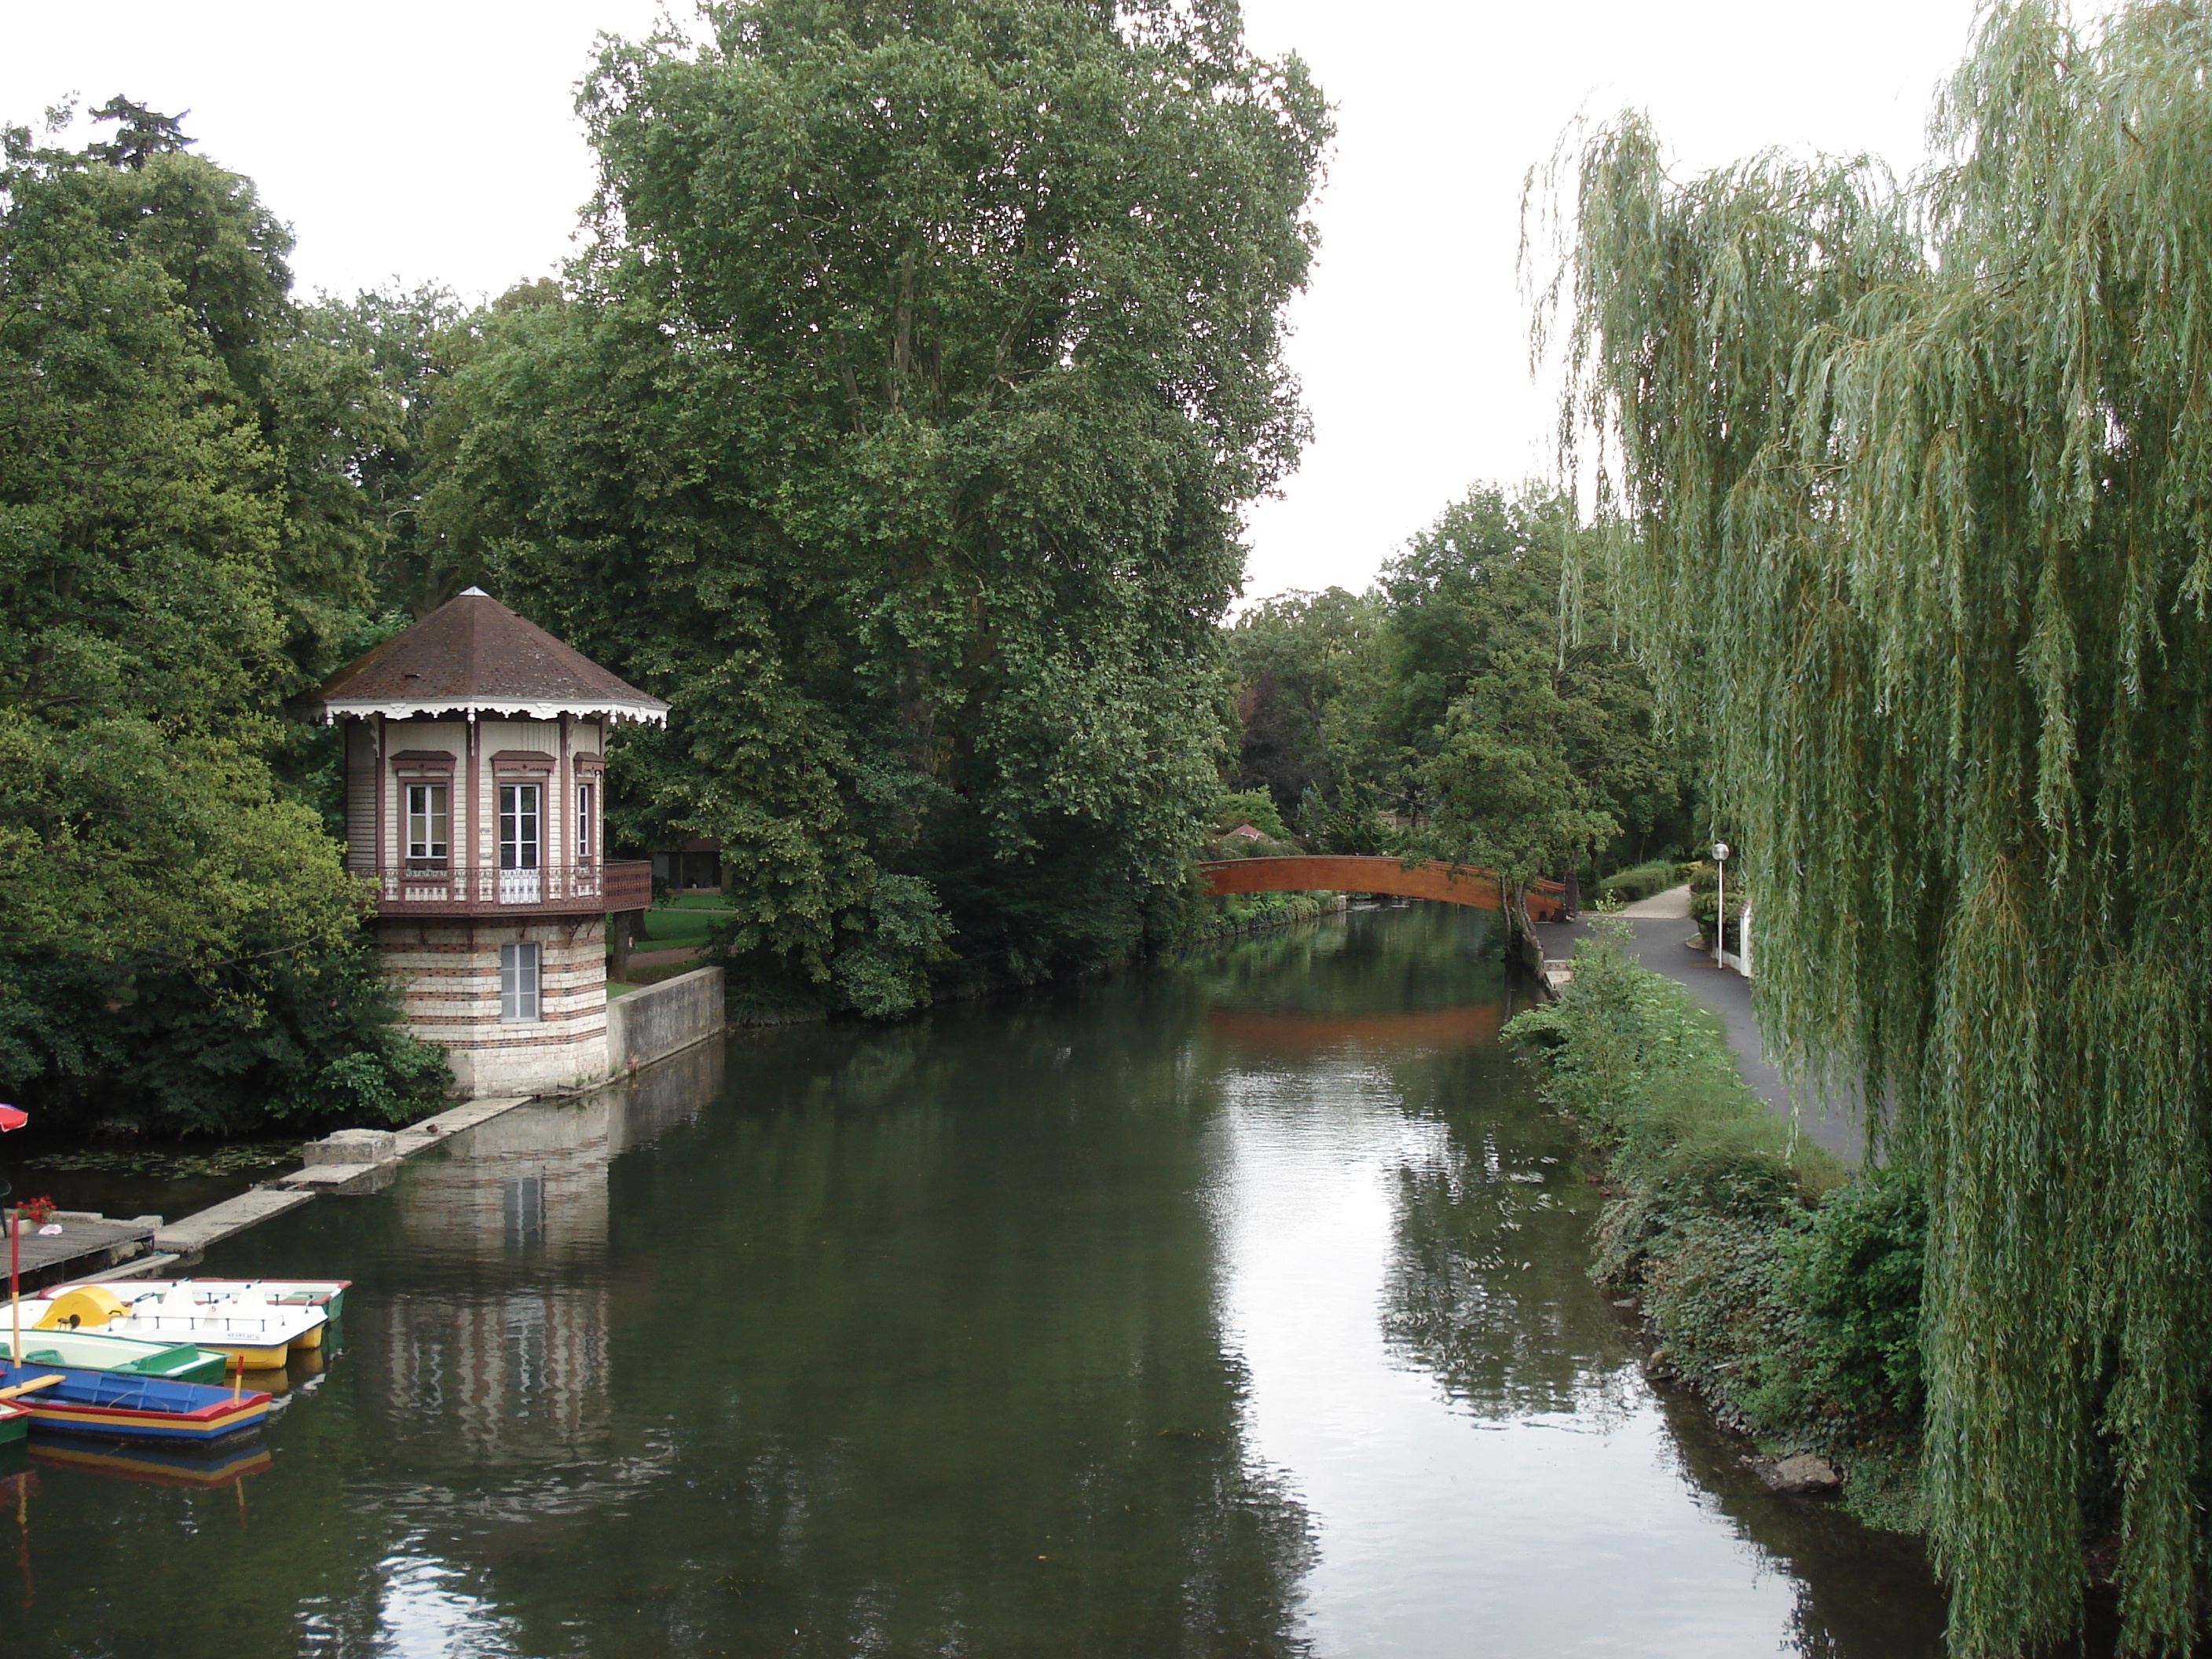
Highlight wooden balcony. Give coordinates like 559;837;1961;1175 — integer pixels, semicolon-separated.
369;860;652;917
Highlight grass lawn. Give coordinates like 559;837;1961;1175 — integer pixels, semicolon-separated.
605;901;742;990
636;903;736;947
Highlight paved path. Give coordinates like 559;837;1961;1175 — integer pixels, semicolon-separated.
1543;888;1865;1163
1616;883;1693;919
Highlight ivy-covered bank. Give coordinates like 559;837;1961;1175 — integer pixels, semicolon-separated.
1504;927;1929;1530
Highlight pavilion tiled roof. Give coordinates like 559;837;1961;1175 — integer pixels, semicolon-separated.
303;589;669;725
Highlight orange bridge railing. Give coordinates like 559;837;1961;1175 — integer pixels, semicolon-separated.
1197;856;1566;921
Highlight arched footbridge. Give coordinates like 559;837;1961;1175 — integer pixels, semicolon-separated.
1199;856;1567;922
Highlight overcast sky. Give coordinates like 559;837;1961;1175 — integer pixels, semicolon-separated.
5;0;1986;600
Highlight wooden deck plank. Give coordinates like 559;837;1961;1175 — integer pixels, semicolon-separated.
2;1215;159;1291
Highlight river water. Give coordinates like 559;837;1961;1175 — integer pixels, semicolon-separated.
2;903;1950;1657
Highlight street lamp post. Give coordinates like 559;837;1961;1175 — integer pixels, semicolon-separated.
1712;841;1731;965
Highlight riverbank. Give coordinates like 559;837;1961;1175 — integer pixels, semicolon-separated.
1194;888;1347;939
1541;896;1866;1163
1505;925;1928;1535
9;969;731;1289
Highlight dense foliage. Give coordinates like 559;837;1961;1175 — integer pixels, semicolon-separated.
1540;2;2212;1646
423;0;1329;1013
1505;934;1925;1496
0;104;445;1131
1225;485;1692;881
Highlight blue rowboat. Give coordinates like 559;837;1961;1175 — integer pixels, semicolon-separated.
0;1361;271;1444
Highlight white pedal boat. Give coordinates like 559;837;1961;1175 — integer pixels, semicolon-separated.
27;1284;330;1372
112;1279;350;1323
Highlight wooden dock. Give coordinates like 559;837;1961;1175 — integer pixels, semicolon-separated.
32;1094;544;1286
5;1212;160;1293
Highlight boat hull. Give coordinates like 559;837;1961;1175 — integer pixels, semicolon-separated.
0;1362;271;1445
200;1341;291;1372
0;1401;25;1446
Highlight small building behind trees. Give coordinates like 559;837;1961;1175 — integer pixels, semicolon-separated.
301;589;667;1097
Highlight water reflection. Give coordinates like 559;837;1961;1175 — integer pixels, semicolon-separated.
1199;905;1950;1657
2;906;1962;1657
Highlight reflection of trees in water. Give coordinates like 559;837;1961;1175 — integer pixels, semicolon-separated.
1378;1042;1637;1422
429;995;1319;1657
1646;1387;1950;1658
0;1051;727;1659
1188;903;1505;1019
1377;1028;1957;1659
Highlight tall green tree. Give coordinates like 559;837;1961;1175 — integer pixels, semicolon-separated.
1542;2;2212;1648
1221;488;1687;877
0;111;441;1130
431;0;1329;1011
306;283;474;618
1392;488;1682;881
1223;585;1388;818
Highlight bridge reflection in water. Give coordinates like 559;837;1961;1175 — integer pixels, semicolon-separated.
1208;1001;1502;1052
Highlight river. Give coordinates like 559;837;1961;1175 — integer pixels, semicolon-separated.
2;903;1950;1657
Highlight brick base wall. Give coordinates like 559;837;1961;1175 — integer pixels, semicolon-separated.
377;916;609;1098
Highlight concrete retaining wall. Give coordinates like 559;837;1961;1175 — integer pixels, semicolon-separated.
606;965;725;1075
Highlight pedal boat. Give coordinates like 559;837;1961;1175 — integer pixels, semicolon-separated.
115;1279;350;1326
101;1279;345;1349
0;1361;271;1444
31;1284;327;1372
0;1327;226;1384
0;1399;26;1447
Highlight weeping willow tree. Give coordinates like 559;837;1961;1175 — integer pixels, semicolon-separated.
1537;3;2212;1652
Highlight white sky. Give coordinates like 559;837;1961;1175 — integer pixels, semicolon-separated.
3;0;1986;600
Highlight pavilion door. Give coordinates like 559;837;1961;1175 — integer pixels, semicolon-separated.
498;783;542;903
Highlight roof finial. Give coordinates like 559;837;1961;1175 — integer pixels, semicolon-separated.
459;585;489;597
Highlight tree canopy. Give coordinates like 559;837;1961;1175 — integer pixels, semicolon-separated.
1542;2;2212;1648
428;0;1330;1011
1225;485;1690;882
0;111;443;1131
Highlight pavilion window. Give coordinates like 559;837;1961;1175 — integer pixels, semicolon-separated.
405;783;449;866
499;784;541;870
577;782;595;862
500;941;540;1022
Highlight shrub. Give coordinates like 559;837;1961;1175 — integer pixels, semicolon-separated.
1679;859;1748;945
1782;1167;1926;1427
1595;859;1679;903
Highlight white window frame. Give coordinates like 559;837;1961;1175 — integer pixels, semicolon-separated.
576;781;595;862
405;782;449;863
500;941;541;1023
499;783;541;871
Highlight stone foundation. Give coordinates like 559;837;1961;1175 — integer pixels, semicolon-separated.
378;916;609;1098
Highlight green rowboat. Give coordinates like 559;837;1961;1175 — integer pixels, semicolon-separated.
0;1328;228;1384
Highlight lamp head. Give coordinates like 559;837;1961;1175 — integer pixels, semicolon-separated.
1712;841;1731;863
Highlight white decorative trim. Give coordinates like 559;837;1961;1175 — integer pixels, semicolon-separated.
314;696;667;726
